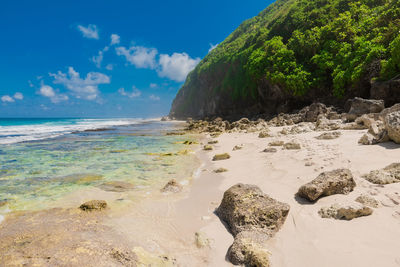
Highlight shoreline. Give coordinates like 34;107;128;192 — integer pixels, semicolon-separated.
1;115;400;266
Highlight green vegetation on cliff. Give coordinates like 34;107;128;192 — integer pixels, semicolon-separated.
174;0;400;117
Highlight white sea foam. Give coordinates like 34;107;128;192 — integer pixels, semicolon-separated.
0;118;159;145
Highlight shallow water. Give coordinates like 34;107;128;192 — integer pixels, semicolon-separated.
0;120;199;213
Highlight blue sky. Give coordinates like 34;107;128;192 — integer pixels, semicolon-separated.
0;0;273;118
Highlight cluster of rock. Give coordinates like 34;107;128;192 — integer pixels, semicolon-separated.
216;184;290;266
183;98;400;144
297;169;377;220
185;117;269;134
356;103;400;145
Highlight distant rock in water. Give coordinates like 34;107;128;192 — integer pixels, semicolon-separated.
161;179;183;193
297;169;356;202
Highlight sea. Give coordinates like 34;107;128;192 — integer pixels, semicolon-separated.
0;118;199;222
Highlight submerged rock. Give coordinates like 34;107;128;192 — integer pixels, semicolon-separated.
161;179;183;193
384;111;400;144
363;163;400;184
79;200;107;211
319;203;373;220
315;132;341;140
212;153;231;161
0;199;9;208
297;169;356;202
216;184;289;266
98;181;135;192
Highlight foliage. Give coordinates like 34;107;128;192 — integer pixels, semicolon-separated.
183;0;400;102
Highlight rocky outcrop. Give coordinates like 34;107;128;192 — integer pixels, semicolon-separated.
297;169;356;202
216;184;289;266
371;79;400;108
346;97;385;121
80;200;107;211
363;163;400;184
319;203;373;220
161;179;183;193
384;111;400;144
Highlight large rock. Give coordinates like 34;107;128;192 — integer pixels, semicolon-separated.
216;184;289;266
346;97;385;121
363;163;400;184
216;184;290;236
297;169;356;202
384;111;400;144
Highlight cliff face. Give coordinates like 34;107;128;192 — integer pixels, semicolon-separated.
170;0;400;119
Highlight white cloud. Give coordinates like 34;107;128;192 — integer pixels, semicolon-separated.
149;83;158;88
50;67;110;100
1;95;14;103
116;45;158;69
105;64;114;70
209;43;219;52
157;52;200;82
149;94;160;101
13;92;23;100
39;84;69;103
77;24;99;40
91;50;104;68
111;34;120;45
118;87;141;98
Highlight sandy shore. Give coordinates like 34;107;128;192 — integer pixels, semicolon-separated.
1;125;400;266
183;126;400;267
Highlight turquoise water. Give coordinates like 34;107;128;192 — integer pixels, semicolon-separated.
0;119;199;213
